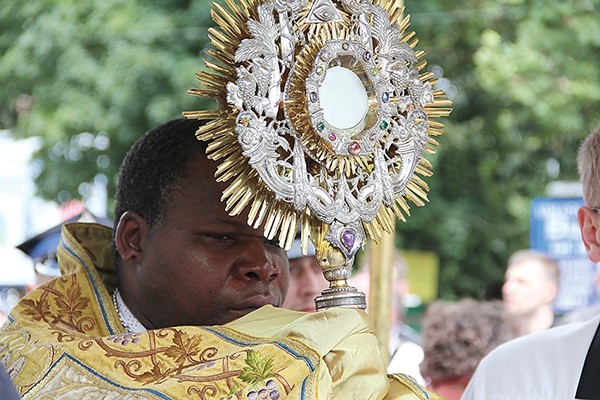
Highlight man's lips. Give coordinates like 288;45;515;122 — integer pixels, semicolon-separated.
232;294;278;311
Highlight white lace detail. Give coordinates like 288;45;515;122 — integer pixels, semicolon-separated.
112;289;147;333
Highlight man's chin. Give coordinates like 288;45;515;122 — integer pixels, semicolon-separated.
223;307;261;323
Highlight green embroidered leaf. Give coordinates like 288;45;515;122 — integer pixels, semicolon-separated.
238;350;275;384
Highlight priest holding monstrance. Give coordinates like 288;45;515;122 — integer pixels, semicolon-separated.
0;0;450;397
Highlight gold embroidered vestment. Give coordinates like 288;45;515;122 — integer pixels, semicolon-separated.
0;223;440;399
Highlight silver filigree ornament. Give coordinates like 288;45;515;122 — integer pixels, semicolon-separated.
186;0;451;309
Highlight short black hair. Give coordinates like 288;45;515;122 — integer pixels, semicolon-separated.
113;118;206;262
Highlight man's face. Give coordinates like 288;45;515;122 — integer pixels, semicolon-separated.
502;261;555;316
130;154;289;328
282;256;329;312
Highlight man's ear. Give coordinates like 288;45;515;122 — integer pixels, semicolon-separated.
544;282;559;304
578;206;600;263
115;211;148;263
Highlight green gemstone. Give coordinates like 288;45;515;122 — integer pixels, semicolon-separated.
317;122;325;131
380;120;388;130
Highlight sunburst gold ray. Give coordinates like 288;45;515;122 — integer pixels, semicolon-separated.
279;213;295;249
207;27;236;50
397;15;410;32
391;202;407;222
203;59;235;80
211;3;243;36
251;195;270;228
215;159;249;183
222;171;249;198
415;163;432;177
207;136;237;153
403;32;417;44
230;185;255;215
381;0;403;23
204;49;236;69
264;209;280;240
396;196;410;215
226;184;252;213
182;109;224;120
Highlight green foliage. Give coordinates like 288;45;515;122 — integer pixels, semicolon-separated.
400;0;600;298
0;0;213;204
1;0;599;297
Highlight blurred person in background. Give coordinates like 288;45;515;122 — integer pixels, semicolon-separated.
420;299;515;400
281;235;329;312
462;124;600;399
502;249;560;336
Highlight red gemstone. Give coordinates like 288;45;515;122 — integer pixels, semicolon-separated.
349;141;361;154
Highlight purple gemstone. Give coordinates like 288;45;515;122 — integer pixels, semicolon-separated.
341;229;356;249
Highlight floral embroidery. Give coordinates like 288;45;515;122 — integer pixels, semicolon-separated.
19;298;51;323
83;328;296;398
164;330;204;366
18;276;95;338
54;284;89;323
239;350;275;384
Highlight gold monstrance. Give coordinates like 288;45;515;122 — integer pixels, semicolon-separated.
185;0;451;309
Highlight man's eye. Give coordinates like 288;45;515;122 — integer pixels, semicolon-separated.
207;234;233;240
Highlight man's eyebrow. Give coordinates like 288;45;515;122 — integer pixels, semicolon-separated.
211;219;264;237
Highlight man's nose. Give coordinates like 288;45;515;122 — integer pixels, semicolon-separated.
234;239;282;282
502;281;514;295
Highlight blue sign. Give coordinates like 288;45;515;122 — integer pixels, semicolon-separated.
530;197;599;314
